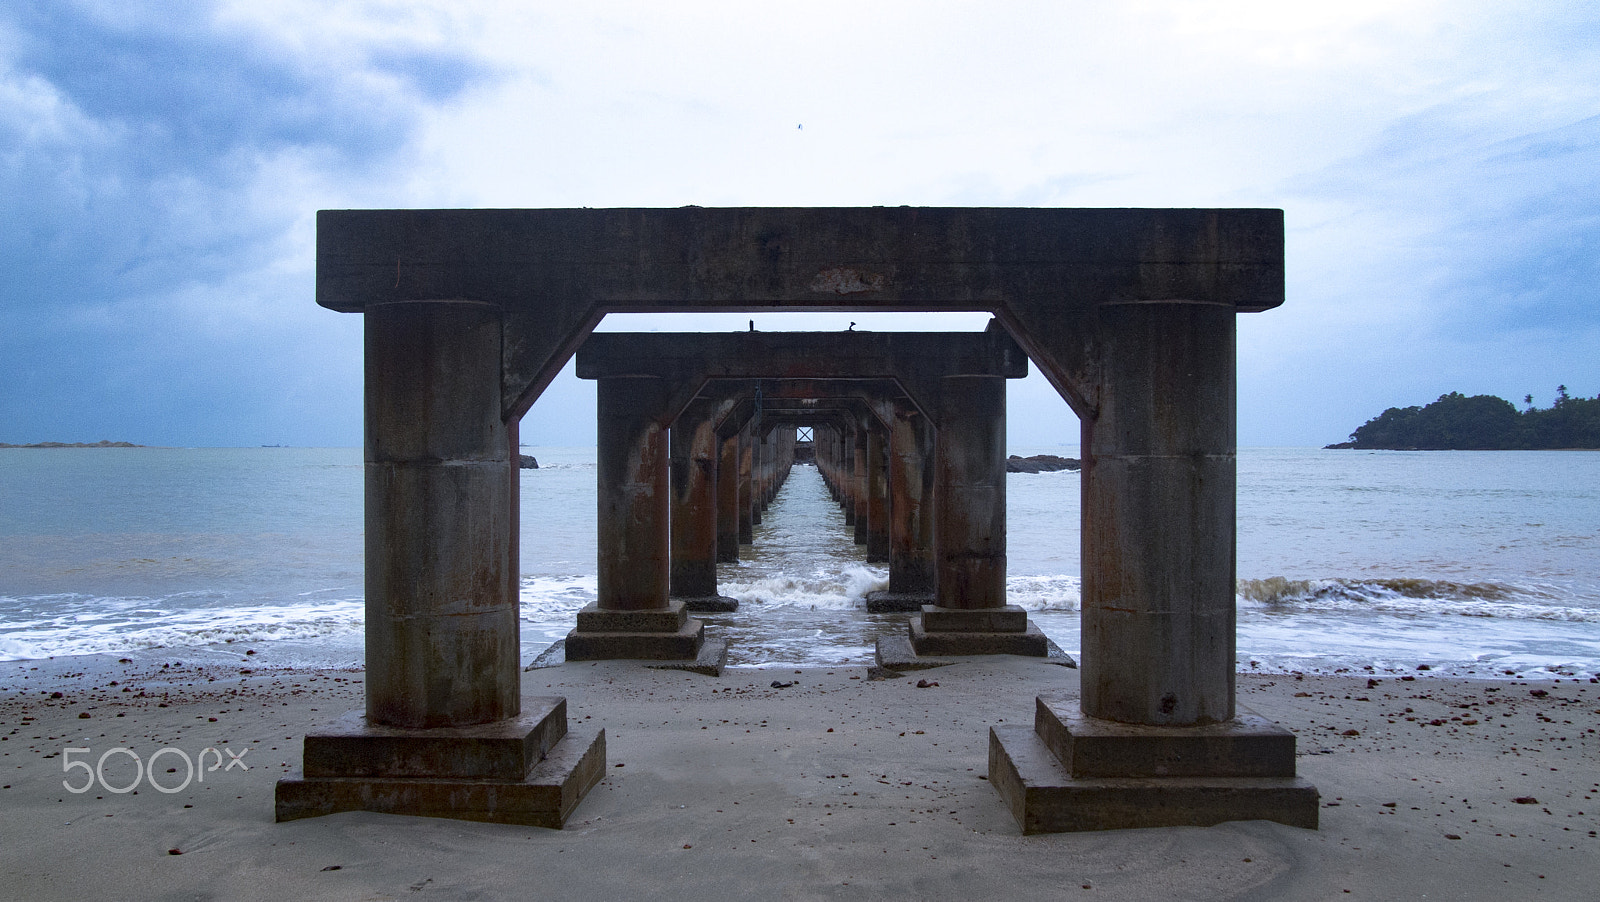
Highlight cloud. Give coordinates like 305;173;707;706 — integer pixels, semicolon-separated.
0;1;493;444
3;2;1596;448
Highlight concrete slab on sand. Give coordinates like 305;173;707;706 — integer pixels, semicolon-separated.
875;632;1077;671
528;637;729;677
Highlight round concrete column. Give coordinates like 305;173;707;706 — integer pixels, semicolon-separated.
852;423;869;543
840;423;858;525
888;402;937;596
738;432;755;543
866;422;890;562
597;376;671;611
935;375;1006;610
670;403;720;598
716;432;741;563
1081;300;1236;726
363;300;517;729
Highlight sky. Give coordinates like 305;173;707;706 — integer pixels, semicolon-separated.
3;1;1597;449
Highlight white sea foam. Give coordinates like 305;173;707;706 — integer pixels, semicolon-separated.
719;565;887;611
0;595;365;661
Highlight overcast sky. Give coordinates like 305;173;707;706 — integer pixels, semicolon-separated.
4;1;1596;449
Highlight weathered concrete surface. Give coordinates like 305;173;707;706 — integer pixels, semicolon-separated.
865;421;889;561
715;432;741;562
984;692;1318;833
908;618;1049;657
565;600;720;672
933;374;1007;611
363;300;518;729
565;618;708;661
302;699;570;780
276;697;605;828
668;396;724;601
318;208;1282;427
1080;301;1237;726
319;206;1300;831
277;727;606;828
875;633;1077;672
988;725;1319;833
884;397;936;599
919;604;1029;633
1032;693;1297;779
595;376;671;612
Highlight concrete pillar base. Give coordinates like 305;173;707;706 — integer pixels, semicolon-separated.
874;633;1075;672
673;594;740;613
902;605;1049;657
919;604;1028;632
908;618;1049;657
863;590;934;613
564;601;723;670
274;698;605;828
987;694;1320;833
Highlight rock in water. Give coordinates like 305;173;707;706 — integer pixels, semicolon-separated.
518;454;539;469
1005;454;1080;473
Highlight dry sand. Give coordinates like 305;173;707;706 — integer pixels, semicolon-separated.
1;652;1596;901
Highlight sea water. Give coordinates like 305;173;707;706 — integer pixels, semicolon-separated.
2;446;1597;679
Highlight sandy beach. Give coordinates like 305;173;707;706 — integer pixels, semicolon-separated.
1;652;1595;901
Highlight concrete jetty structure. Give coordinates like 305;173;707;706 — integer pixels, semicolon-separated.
575;328;1041;663
285;206;1318;832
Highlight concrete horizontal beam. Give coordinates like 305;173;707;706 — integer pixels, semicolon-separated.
576;329;1027;381
317;207;1283;314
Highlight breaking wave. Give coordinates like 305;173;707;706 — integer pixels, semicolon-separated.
1236;576;1599;622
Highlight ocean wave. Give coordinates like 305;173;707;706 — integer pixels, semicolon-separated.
1236;576;1599;622
0;598;366;661
720;565;887;610
1005;575;1082;612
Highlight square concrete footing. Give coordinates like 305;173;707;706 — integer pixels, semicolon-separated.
907;612;1050;657
564;601;727;675
275;698;606;828
987;694;1320;833
645;637;729;676
863;590;934;613
874;632;1076;671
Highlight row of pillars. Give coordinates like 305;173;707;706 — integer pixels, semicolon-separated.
567;378;800;670
279;206;1317;834
567;363;1044;670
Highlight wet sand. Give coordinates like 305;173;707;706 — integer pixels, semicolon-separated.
1;653;1595;900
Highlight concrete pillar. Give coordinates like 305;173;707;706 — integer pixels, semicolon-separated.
990;302;1314;835
840;423;857;526
716;431;741;563
567;375;724;672
757;430;773;510
866;421;889;562
852;422;868;544
890;373;1046;661
934;375;1007;610
363;300;517;728
596;376;670;612
866;400;936;612
670;399;736;611
739;430;755;542
277;299;608;829
1081;301;1237;727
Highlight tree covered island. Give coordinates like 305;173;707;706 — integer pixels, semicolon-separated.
1328;386;1600;450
